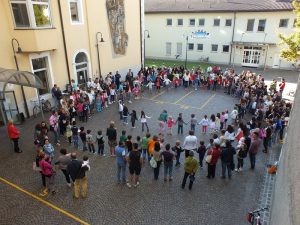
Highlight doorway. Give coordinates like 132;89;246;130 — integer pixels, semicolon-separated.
242;46;262;67
0;91;21;126
75;52;89;89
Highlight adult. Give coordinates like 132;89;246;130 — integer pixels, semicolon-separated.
115;71;121;90
7;119;22;153
181;151;199;190
220;140;236;179
127;143;143;188
115;141;127;184
51;84;59;109
118;100;123;120
182;130;198;157
158;110;168;135
161;143;175;181
206;144;221;179
49;110;60;146
39;152;56;195
248;132;261;169
152;142;162;180
106;121;117;156
67;152;89;199
55;148;71;187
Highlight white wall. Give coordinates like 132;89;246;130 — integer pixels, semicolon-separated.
145;11;296;69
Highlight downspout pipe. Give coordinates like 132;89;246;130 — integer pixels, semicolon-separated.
140;0;143;68
229;12;236;66
58;0;71;84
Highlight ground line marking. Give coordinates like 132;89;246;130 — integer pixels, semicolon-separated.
173;90;193;104
0;177;90;225
150;90;166;100
200;93;216;110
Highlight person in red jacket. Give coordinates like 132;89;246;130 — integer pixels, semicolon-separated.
206;144;221;179
7;119;22;153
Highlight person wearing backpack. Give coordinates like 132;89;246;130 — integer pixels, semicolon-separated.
220;140;236;179
161;144;175;181
235;137;247;172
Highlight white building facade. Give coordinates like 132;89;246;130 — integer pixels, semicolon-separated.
145;0;296;69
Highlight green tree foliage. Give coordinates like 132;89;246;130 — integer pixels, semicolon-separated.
278;0;300;62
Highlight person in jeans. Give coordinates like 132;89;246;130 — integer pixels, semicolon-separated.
173;140;183;167
67;152;89;199
249;132;261;169
71;121;79;149
106;121;117;156
220;140;236;179
96;130;105;156
181;151;199;190
55;148;71;187
152;142;162;180
236;137;247;172
115;141;126;184
161;144;175;181
206;144;221;179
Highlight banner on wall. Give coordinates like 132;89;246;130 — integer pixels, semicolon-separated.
191;30;210;38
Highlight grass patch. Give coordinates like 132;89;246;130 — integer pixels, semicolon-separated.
145;58;212;70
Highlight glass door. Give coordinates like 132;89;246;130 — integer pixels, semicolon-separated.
0;91;21;126
241;46;262;67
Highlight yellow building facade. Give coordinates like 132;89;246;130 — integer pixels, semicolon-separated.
0;0;142;125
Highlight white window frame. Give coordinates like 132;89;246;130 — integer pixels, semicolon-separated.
188;43;194;51
10;0;53;29
213;18;220;26
189;18;195;26
198;18;205;26
29;52;54;97
225;19;232;27
177;18;183;26
176;43;182;55
211;44;218;52
166;18;172;26
68;0;84;25
166;42;172;56
197;43;203;51
222;45;230;53
246;19;255;32
279;19;289;28
257;19;266;32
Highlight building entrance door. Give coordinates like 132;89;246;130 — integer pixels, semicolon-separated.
242;46;262;67
0;91;21;126
75;52;89;89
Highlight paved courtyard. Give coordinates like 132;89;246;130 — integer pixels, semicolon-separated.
0;68;298;225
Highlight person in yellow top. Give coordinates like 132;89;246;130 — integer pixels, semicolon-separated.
181;151;199;190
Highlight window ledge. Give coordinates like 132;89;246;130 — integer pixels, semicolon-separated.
14;27;56;30
71;22;84;26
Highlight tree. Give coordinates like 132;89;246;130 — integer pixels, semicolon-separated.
278;0;300;63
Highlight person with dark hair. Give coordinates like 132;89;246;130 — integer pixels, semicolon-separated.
183;130;198;157
115;141;126;184
7;119;22;153
106;121;117;156
130;110;138;128
86;130;95;153
220;140;236;179
152;142;162;180
248;132;261;169
181;151;199;190
126;143;143;188
55;148;71;187
161;143;175;181
206;144;221;179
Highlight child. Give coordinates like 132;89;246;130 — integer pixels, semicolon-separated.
82;155;90;171
197;141;206;168
146;80;154;94
132;85;139;99
130;110;138;128
95;93;102;112
173;140;183;166
86;130;95;153
224;110;229;128
220;112;225;130
43;138;55;159
190;114;197;132
136;136;142;153
140;111;151;133
198;115;209;134
141;133;150;161
176;113;187;135
167;116;175;135
71;121;79;149
110;86;116;103
79;127;88;151
96;130;105;156
120;130;127;143
126;135;133;152
65;121;72;144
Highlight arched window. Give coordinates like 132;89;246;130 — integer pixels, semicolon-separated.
74;52;88;85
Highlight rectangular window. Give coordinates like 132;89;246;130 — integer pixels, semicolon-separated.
10;0;52;28
213;19;220;26
199;18;205;26
211;44;218;52
222;45;229;53
166;42;172;56
11;3;30;27
166;18;172;26
197;44;203;51
31;56;50;95
257;19;266;32
279;19;289;28
246;19;255;31
69;0;83;24
225;19;232;27
188;43;194;51
293;19;297;27
177;19;183;26
189;19;195;26
176;43;182;55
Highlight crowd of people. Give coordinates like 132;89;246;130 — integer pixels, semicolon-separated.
7;64;291;197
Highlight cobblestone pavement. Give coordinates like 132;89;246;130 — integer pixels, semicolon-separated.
0;69;297;225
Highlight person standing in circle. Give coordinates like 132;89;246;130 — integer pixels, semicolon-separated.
106;121;117;156
182;130;198;158
158;110;168;136
7;119;22;153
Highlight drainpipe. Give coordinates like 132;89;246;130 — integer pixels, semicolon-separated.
84;0;94;78
58;0;71;84
229;12;236;66
140;0;143;68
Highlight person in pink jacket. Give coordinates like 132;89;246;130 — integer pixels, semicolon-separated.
39;153;56;195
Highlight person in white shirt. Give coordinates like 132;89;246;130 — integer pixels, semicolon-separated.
140;110;151;133
230;107;238;124
182;130;198;157
164;77;171;91
146;80;154;93
198;115;209;134
118;100;123;120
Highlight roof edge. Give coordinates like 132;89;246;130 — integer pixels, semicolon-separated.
145;9;294;14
